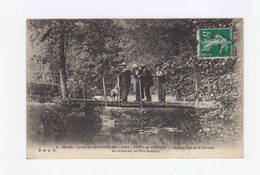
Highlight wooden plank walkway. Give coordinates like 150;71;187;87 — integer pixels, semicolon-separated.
67;99;218;109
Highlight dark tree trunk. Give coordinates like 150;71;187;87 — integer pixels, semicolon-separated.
59;32;68;98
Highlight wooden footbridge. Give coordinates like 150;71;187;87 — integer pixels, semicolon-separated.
66;98;217;109
65;77;218;109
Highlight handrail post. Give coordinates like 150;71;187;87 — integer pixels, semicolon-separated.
117;76;121;107
80;80;86;106
102;76;108;107
195;77;199;108
157;76;159;105
138;77;143;109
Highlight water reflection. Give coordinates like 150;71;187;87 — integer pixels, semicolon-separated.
27;106;200;146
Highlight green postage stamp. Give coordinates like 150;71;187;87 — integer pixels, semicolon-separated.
198;28;234;58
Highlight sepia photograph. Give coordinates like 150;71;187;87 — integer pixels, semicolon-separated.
26;19;243;159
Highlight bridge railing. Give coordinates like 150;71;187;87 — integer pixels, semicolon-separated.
78;75;199;108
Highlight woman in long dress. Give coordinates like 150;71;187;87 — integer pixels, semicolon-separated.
155;64;166;103
119;62;131;102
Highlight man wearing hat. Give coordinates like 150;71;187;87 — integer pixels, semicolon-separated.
139;64;153;101
118;62;131;102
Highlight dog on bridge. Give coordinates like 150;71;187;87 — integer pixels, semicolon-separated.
93;83;119;101
110;83;119;101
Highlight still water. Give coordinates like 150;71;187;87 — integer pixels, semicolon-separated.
27;104;200;147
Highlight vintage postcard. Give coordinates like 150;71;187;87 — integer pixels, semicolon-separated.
26;19;243;159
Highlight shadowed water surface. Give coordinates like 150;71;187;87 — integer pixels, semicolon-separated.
27;103;200;146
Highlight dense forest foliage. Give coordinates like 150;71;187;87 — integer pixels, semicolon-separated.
27;19;242;100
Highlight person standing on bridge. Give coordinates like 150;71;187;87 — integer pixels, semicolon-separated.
132;64;144;102
118;62;131;102
155;63;167;103
140;64;153;101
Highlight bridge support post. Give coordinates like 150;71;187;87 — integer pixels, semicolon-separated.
138;77;143;109
117;76;121;107
80;80;86;107
195;77;199;108
102;76;108;107
157;76;159;105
